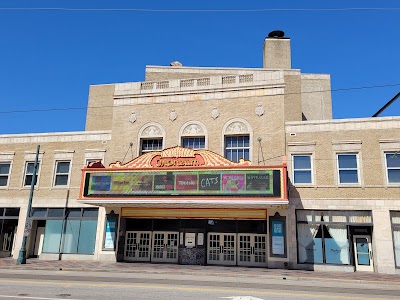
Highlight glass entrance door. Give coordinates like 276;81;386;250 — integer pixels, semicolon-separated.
237;234;268;267
353;235;374;272
207;233;236;265
151;231;179;263
124;231;152;262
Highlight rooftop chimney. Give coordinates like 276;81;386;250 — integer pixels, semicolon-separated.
263;30;291;69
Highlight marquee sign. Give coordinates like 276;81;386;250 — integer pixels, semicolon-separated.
78;146;288;201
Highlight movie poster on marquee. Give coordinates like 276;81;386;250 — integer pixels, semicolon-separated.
222;174;245;192
110;173;131;194
175;174;198;190
154;173;175;191
130;174;153;192
245;172;271;192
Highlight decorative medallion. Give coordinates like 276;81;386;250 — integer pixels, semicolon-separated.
142;125;162;137
169;109;177;121
226;121;248;134
211;107;220;120
255;103;264;117
182;124;204;135
129;112;137;123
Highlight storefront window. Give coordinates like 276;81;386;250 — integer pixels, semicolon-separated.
42;220;63;253
42;208;98;255
296;210;369;265
297;223;323;263
324;225;350;264
391;211;400;267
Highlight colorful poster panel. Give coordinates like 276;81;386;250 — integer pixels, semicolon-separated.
222;174;245;192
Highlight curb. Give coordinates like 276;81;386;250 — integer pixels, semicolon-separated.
1;265;400;286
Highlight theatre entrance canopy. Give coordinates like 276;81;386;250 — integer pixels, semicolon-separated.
78;146;288;216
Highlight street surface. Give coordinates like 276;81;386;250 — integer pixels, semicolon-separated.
0;269;399;300
0;269;400;300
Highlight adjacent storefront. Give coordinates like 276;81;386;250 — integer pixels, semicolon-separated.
78;146;288;267
0;208;19;258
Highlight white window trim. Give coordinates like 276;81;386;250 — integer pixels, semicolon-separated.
139;138;164;155
335;152;362;186
137;122;165;156
179;120;208;149
0;160;12;189
52;160;72;188
221;118;253;162
384;152;400;186
292;154;314;186
22;161;42;188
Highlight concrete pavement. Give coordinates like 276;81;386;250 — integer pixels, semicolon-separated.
1;258;400;286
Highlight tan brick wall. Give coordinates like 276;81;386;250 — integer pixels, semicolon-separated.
108;87;287;166
0;135;109;208
85;85;115;131
287;125;400;200
301;75;332;120
283;75;303;122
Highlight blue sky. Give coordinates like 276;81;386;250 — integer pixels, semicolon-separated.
0;0;399;134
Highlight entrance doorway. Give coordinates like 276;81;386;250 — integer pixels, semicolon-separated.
151;231;179;263
33;226;45;257
124;231;179;263
124;231;152;262
207;233;236;265
237;233;268;267
353;235;374;272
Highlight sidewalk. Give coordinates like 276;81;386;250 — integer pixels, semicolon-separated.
1;257;400;286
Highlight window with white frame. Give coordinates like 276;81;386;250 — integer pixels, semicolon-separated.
182;137;205;150
292;155;313;184
53;161;71;186
386;152;400;184
0;162;11;187
337;154;359;184
180;122;207;150
23;162;40;186
224;135;250;163
138;123;164;156
140;138;163;155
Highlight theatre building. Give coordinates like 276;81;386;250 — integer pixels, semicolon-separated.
0;31;399;273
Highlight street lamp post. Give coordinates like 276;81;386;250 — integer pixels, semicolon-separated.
17;144;40;265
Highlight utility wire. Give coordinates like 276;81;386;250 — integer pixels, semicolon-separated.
0;83;399;115
1;7;400;12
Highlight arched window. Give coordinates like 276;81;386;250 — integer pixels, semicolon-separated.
137;122;165;155
179;121;207;150
222;119;252;162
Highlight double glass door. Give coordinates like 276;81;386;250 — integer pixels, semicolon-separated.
124;231;152;261
151;231;179;263
238;234;268;267
124;231;179;263
207;233;236;265
207;233;267;266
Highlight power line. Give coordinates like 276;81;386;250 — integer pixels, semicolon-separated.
0;83;399;115
1;7;400;13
